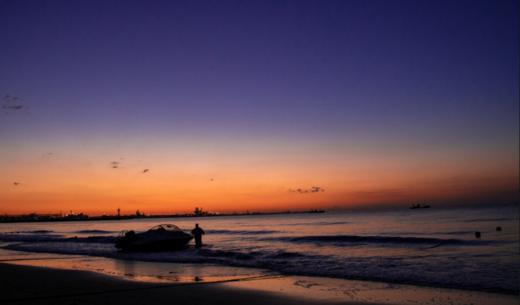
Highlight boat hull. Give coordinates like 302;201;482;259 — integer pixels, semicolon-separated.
116;235;193;251
115;227;194;251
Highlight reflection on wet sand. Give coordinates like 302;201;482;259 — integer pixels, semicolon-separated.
226;276;517;305
2;250;517;305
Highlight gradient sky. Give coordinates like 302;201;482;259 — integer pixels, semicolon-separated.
0;0;518;215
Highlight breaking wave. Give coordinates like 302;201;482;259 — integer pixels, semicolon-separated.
0;233;115;244
208;229;280;235
259;234;499;246
7;230;54;234
463;217;517;223
73;230;117;234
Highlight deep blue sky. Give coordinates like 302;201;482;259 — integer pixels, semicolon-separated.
0;0;518;212
1;0;517;136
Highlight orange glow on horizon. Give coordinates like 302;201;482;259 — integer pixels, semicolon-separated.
1;133;517;215
1;146;517;215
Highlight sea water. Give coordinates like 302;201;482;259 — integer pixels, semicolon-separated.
0;204;518;294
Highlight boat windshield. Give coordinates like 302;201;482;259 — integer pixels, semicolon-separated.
148;224;182;232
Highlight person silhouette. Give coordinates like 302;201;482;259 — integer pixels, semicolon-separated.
191;223;205;248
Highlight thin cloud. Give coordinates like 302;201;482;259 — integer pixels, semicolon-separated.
41;152;54;159
289;186;325;194
3;105;23;110
2;94;24;112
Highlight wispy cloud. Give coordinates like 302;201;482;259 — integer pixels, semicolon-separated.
2;94;24;112
289;186;325;194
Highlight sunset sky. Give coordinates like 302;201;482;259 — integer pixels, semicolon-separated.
0;0;518;215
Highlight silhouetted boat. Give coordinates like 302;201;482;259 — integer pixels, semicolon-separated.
115;224;193;251
409;204;431;209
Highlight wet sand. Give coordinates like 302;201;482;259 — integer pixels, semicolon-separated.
1;262;517;305
0;263;356;305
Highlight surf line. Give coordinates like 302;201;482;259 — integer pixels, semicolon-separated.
0;256;84;262
1;274;286;303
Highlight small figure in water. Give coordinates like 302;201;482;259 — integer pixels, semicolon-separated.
191;223;205;248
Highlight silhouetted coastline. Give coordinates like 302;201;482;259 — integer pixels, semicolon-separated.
0;209;325;223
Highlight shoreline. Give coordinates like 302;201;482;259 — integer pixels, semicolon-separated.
1;256;518;305
0;263;352;305
3;245;518;296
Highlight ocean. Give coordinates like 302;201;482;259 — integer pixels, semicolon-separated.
0;204;518;295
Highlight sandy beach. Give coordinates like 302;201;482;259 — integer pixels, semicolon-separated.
0;263;354;305
2;261;518;305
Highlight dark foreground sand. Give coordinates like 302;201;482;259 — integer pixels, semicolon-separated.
0;263;359;305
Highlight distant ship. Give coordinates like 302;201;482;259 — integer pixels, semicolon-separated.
409;204;431;209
